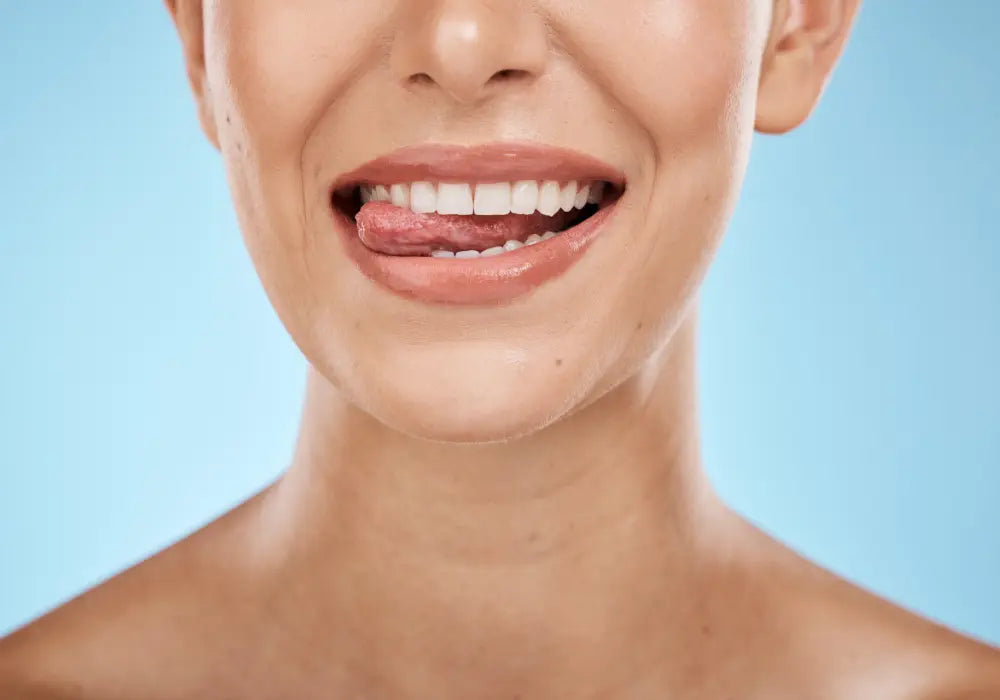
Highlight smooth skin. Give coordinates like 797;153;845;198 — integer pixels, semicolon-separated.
2;1;999;698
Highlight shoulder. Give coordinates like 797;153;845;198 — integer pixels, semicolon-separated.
731;521;1000;700
0;488;273;700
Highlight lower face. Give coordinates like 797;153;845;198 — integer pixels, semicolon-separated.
204;1;769;442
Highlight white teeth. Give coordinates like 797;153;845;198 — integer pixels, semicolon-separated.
511;180;540;215
559;181;578;213
537;181;561;216
410;181;437;213
362;179;609;218
390;183;410;208
437;183;474;215
358;177;610;259
474;183;512;216
427;231;565;259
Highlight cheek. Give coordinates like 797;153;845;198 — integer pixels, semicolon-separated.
561;1;764;331
205;2;383;159
202;1;389;346
552;1;764;142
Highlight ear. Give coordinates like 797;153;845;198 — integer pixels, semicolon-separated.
164;0;219;149
755;0;862;134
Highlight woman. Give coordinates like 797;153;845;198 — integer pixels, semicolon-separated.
2;0;998;697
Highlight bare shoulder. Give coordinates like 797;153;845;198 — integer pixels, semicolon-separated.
734;521;1000;700
0;487;274;700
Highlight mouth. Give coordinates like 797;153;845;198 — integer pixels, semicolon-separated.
328;143;626;305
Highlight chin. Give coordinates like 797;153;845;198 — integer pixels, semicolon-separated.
348;350;590;444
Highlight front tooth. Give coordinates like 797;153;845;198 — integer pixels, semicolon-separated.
474;183;512;215
373;184;391;202
574;183;590;209
437;183;474;215
541;231;557;241
480;246;505;257
537;181;561;216
455;249;480;258
524;233;542;245
360;185;373;204
430;250;455;258
503;239;524;251
587;181;605;204
410;182;437;213
390;183;410;208
511;180;539;215
559;181;578;212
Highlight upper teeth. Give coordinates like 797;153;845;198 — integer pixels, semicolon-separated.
360;180;604;217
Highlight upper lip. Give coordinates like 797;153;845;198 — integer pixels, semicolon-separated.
331;142;627;192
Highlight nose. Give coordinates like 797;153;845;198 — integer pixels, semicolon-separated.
390;0;549;106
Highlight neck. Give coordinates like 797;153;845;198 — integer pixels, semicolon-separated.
258;307;727;694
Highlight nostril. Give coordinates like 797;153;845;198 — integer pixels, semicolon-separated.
408;68;529;89
488;68;530;84
408;72;435;86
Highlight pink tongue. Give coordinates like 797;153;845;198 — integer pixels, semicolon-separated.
355;201;574;256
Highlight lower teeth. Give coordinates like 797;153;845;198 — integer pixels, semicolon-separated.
430;230;559;258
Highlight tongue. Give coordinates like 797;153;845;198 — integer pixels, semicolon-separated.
355;201;574;256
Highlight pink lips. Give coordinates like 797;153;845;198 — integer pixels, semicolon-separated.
329;142;625;306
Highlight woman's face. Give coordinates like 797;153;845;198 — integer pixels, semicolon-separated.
199;1;772;442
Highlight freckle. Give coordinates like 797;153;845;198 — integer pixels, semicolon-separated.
528;531;539;542
226;113;232;124
636;321;644;331
555;358;562;366
701;623;711;636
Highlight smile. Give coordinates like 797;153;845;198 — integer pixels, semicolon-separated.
330;143;625;305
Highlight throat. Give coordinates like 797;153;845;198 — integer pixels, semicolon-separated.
259;316;714;694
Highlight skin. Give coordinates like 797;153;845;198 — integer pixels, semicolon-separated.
2;0;998;697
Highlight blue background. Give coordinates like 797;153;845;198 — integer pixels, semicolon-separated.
1;4;997;642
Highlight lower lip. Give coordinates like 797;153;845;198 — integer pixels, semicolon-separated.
331;202;619;306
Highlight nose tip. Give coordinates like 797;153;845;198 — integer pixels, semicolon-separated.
391;3;548;106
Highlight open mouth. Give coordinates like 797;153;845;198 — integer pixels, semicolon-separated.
331;178;623;258
325;143;627;305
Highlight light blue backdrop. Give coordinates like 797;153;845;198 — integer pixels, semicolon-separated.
1;4;997;642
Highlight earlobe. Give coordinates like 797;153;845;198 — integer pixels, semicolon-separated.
164;0;219;149
754;0;862;134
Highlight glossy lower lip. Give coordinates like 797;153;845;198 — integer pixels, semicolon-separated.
332;199;619;306
329;142;625;306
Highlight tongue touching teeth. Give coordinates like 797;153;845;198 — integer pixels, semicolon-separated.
427;231;559;258
354;179;607;258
